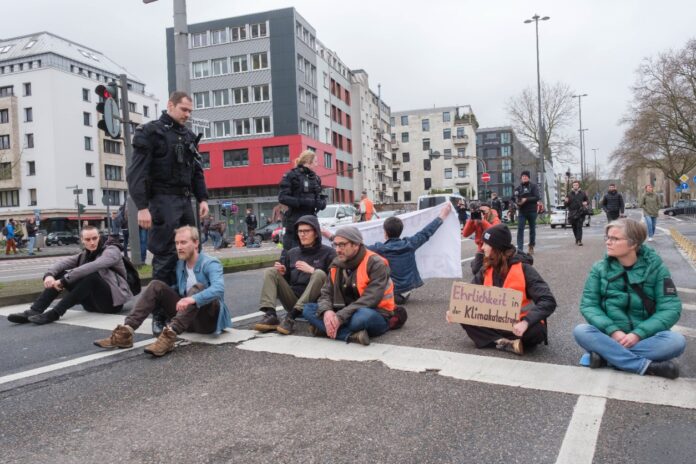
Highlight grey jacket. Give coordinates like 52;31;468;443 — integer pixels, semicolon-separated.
46;245;133;306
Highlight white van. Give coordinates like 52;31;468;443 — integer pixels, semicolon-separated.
417;193;465;210
317;204;358;228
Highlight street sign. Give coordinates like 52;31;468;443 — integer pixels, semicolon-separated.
693;175;696;183
481;172;491;183
221;201;232;208
676;187;682;193
681;182;689;191
102;98;121;138
73;189;83;195
680;174;689;183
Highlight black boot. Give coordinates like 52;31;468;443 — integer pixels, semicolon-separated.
7;308;43;324
28;310;60;325
589;352;607;369
645;360;679;379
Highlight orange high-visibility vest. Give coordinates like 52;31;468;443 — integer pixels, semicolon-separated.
330;249;396;312
361;198;375;220
483;262;533;321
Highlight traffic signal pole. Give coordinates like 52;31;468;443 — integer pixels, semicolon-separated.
119;74;142;265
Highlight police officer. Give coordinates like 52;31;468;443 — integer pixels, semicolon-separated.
278;150;326;251
127;91;209;332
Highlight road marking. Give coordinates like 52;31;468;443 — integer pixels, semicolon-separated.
555;396;607;464
237;335;696;410
673;325;696;338
461;257;474;263
683;303;696;311
678;287;696;294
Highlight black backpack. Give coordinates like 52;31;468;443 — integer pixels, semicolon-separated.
121;256;141;295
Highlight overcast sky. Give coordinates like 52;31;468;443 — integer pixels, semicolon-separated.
5;0;695;175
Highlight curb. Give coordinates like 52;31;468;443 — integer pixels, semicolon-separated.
0;251;74;261
0;259;276;307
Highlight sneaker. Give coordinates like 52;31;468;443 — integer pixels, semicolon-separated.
347;329;370;346
253;310;279;332
645;360;679;379
143;326;177;357
276;316;295;335
94;325;134;349
151;311;170;337
7;308;43;324
589;352;607;369
528;245;534;256
648;237;654;242
28;310;60;325
578;241;583;246
495;338;524;356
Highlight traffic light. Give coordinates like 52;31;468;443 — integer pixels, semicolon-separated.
77;203;86;214
95;82;121;138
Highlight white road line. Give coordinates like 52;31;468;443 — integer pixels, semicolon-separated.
673;325;696;338
555;396;607;464
683;303;696;311
678;287;696;294
461;257;474;263
237;335;696;410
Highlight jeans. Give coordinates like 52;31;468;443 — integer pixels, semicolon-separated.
643;215;657;238
303;303;389;342
28;236;36;255
209;230;222;249
573;324;686;374
517;211;537;251
139;228;148;262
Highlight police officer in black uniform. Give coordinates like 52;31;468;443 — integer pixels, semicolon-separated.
278;150;326;251
127;91;209;333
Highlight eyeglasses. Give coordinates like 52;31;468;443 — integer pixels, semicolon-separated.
297;229;314;235
604;235;627;243
332;240;351;249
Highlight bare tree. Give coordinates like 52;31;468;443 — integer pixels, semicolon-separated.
507;81;577;165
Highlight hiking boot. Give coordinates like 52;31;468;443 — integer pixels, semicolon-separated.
527;245;534;256
276;316;295;335
589;352;607;369
143;326;177;357
308;324;323;337
28;310;60;325
495;338;524;356
7;308;43;324
348;329;370;346
94;325;134;349
645;360;680;379
253;310;279;332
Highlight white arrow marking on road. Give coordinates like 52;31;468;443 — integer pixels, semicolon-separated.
555;396;607;464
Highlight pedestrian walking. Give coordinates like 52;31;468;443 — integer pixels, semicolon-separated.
245;208;258;246
4;218;17;255
359;191;377;221
600;183;625;222
565;181;589;246
490;192;503;219
26;217;37;256
640;184;660;241
513;171;540;254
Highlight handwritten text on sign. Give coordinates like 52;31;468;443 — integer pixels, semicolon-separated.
448;282;522;331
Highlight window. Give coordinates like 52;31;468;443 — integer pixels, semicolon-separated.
27;161;35;175
0;190;19;207
192;61;210;78
403;152;410;163
501;132;511;144
254;116;271;134
263;145;289;164
82;88;90;102
191;32;208;48
24;107;33;122
250;22;267;38
143;105;149;118
485;148;497;157
128;102;136;113
0;134;9;149
422;119;430;131
25;133;34;148
0;109;7;123
457;147;466;157
211;58;229;76
442;111;450;122
502;172;513;183
502;159;512;170
401;115;408;125
214;121;231;137
234;119;250;136
232;87;249;104
458;166;467;178
84;136;92;151
105;164;123;181
403;171;411;182
324;152;332;169
103;189;121;206
223;149;248;167
212;89;229;107
444;168;453;179
456;126;465;138
211;29;228;45
86;189;94;205
23;82;31;96
297;55;306;72
390;117;396;127
28;188;37;206
192;122;211;140
0;162;12;180
231;55;248;73
86;163;94;177
501;146;511;157
443;148;452;159
252;84;270;102
103;139;121;154
401;132;409;143
422;138;430;151
423;159;431;171
231;26;247;41
200;152;210;169
83;111;91;126
424;178;432;190
443;128;451;140
251;52;268;70
193;91;210;109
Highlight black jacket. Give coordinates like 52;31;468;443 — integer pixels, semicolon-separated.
281;215;336;296
601;191;624;214
491;197;503;217
245;213;258;229
513;182;540;214
278;166;326;224
472;252;556;326
566;189;589;219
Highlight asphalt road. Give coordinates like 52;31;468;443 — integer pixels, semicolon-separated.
1;211;696;463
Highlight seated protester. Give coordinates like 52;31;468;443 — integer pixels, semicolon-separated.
253;215;335;335
447;224;556;355
8;226;132;325
95;226;232;357
573;218;685;379
303;226;396;346
461;201;501;275
367;203;451;304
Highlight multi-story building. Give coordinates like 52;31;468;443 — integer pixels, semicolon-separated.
0;32;158;230
390;106;478;204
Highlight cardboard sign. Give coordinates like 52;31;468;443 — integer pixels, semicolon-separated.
448;282;523;331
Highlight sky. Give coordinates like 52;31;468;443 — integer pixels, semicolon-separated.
4;0;695;176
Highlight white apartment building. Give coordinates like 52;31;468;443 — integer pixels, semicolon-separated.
0;32;158;230
390;106;478;204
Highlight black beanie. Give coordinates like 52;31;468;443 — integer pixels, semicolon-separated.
482;224;514;250
521;170;531;178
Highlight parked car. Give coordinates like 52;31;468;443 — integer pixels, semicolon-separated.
417;193;465;211
45;230;80;246
378;209;405;219
317;204;358;228
549;206;591;229
664;199;696;216
253;221;283;242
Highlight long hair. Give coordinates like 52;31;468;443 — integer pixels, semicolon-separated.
482;247;516;280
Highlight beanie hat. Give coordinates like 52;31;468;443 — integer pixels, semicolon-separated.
482;224;514;250
334;226;363;245
521;170;531;178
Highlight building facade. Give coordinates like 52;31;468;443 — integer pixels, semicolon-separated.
0;32;157;231
390;106;478;204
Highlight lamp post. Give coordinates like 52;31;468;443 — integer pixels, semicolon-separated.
580;128;589;177
524;13;550;207
572;93;588;179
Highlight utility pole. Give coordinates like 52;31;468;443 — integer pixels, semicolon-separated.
572;93;588;179
119;74;142;265
67;185;83;235
143;0;190;94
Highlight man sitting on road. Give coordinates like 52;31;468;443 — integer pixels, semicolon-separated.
95;226;232;357
303;226;396;346
7;226;133;325
253;215;335;335
462;201;501;275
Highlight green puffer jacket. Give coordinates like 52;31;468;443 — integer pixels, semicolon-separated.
580;245;681;340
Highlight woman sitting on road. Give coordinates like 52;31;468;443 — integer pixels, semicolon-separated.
573;218;685;379
447;223;556;355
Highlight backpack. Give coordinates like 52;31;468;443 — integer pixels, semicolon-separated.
1;225;7;236
121;256;141;295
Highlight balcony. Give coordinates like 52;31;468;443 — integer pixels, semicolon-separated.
455;177;473;186
453;156;470;166
393;180;401;189
453;135;469;145
391;141;399;151
392;158;401;166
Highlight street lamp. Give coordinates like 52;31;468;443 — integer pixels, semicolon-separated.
524;13;550;207
572;93;588;179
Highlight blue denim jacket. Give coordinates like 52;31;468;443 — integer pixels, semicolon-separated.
368;217;443;294
175;252;233;334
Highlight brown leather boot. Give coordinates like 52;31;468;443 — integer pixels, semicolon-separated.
143;326;177;357
94;325;134;349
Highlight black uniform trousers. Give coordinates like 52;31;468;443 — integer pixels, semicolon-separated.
461;322;547;349
570;215;584;242
148;193;196;285
606;211;620;222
